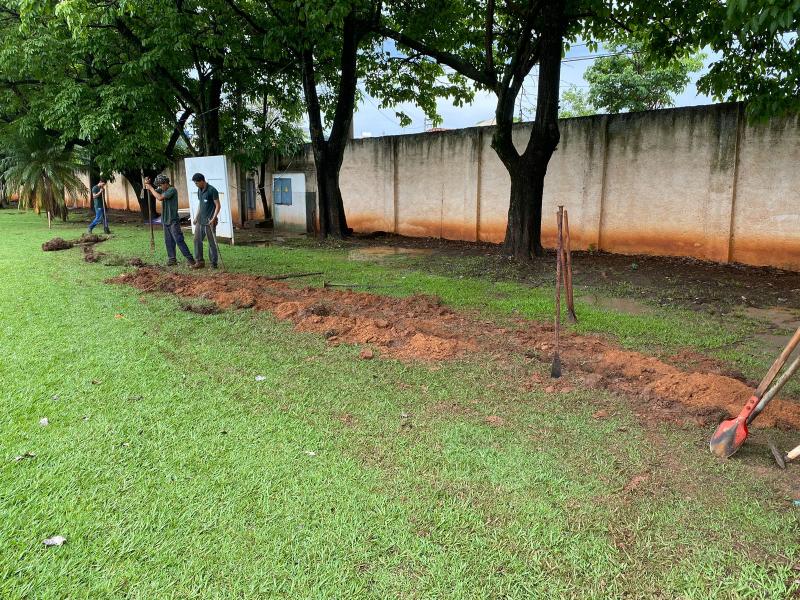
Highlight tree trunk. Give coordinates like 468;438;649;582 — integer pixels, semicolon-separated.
300;15;362;238
123;168;149;221
258;161;272;223
504;161;544;257
499;1;565;258
196;76;223;156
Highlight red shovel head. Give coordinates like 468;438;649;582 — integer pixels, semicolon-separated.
709;394;759;458
709;416;749;458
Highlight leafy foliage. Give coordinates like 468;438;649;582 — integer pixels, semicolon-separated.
0;126;87;220
697;0;799;118
559;86;595;118
637;0;799;119
560;40;705;117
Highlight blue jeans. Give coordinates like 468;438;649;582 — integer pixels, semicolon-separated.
88;207;104;232
163;221;194;263
193;221;219;266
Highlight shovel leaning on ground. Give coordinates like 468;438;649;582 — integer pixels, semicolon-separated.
709;326;800;458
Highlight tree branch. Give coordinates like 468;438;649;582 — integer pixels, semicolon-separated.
374;24;496;88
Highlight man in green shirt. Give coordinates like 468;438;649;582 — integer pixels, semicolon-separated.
144;175;195;267
190;172;221;269
88;177;107;234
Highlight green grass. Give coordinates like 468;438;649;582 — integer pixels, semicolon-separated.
1;210;798;598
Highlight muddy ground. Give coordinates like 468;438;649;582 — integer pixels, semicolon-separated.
336;233;800;315
110;268;800;433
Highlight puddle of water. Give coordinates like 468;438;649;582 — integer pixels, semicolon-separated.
743;307;800;330
348;246;434;261
580;295;654;316
740;307;800;360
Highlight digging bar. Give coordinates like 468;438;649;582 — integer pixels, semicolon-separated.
769;440;800;469
102;187;111;234
551;206;563;379
709;326;800;458
563;209;577;323
141;169;155;252
207;223;225;271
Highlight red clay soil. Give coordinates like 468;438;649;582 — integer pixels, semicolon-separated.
109;267;800;430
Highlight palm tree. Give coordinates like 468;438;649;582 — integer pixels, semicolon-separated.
0;128;87;227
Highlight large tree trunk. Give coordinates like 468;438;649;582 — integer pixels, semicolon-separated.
258;161;273;223
300;15;362;238
498;1;565;259
122;167;160;222
195;75;223;156
504;160;544;257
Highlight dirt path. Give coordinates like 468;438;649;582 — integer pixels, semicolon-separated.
110;267;800;431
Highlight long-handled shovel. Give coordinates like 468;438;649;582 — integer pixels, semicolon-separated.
551;206;564;379
102;187;111;234
709;326;800;458
750;352;800;425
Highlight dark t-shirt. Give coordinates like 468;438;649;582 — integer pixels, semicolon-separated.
159;187;179;224
92;185;103;210
197;184;219;223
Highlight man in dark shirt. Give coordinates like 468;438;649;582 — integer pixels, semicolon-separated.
144;175;195;267
190;172;221;269
88;177;107;234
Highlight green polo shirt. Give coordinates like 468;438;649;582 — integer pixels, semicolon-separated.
92;185;103;210
197;183;219;223
159;186;179;224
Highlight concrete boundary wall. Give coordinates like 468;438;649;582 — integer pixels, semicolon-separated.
297;102;800;271
86;102;800;270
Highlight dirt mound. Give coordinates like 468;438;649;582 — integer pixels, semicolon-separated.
44;232;108;254
75;233;108;245
83;246;105;263
42;238;74;251
181;301;220;315
109;268;800;430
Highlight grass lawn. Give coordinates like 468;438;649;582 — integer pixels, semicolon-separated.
1;210;798;598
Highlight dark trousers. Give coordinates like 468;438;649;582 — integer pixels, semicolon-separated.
194;222;219;266
163;221;194;263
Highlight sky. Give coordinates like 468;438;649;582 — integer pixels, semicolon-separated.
351;44;718;138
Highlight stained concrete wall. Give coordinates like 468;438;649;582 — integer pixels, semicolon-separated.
272;102;799;271
89;103;799;270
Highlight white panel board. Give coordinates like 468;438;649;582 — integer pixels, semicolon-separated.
184;155;234;242
272;172;307;232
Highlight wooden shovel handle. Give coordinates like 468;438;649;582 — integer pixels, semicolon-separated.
787;444;800;462
749;353;800;424
555;207;563;350
755;326;800;398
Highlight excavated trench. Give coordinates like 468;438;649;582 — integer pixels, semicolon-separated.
109;267;800;430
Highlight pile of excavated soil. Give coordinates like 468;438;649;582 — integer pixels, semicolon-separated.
75;233;107;245
42;238;74;251
109;268;800;430
83;246;105;263
44;233;108;254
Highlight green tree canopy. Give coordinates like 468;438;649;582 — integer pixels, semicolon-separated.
560;40;705;117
